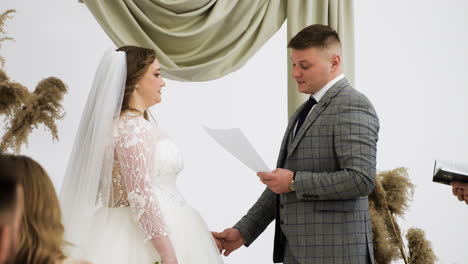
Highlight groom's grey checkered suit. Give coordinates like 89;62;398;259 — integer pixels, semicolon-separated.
234;78;379;264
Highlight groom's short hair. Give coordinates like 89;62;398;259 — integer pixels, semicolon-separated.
288;24;341;51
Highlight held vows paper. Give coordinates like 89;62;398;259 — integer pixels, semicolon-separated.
203;126;271;173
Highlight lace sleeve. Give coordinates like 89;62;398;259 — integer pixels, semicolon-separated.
114;117;169;239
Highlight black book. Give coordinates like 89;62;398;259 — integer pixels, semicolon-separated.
433;160;468;185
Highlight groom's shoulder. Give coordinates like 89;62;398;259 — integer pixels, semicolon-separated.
333;84;374;108
329;85;378;119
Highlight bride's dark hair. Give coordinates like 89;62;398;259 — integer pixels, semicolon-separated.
116;45;157;120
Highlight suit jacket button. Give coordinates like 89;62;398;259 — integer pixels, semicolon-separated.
280;220;284;225
280;204;284;209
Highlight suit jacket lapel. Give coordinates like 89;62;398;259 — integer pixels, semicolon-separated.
276;102;305;168
286;78;349;158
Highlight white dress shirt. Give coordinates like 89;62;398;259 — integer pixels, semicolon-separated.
293;74;345;136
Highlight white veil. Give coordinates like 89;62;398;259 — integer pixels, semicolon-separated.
59;48;126;257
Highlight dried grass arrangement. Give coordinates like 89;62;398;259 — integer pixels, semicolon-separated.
0;9;68;153
0;9;15;67
370;168;437;264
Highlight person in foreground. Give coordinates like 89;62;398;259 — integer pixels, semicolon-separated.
60;46;223;264
0;157;23;264
214;24;380;264
0;154;90;264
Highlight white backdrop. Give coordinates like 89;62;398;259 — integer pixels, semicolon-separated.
1;1;467;264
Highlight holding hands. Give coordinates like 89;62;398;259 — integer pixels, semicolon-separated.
211;228;245;256
451;181;468;204
211;169;295;257
212;169;295;257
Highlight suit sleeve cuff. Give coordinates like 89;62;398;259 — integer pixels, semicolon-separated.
233;222;254;247
294;171;320;200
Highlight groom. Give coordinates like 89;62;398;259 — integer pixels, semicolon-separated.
213;24;379;263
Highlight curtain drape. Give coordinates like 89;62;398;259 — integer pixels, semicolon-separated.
82;0;354;117
83;0;287;81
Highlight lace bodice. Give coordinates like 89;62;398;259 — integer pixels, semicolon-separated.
110;111;184;241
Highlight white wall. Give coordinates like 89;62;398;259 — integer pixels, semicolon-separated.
1;1;467;263
355;1;468;264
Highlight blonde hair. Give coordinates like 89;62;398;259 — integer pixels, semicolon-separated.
2;155;66;264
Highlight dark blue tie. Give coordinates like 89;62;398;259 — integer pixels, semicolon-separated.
294;96;317;137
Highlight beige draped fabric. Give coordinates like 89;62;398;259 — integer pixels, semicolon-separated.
83;0;287;81
82;0;354;117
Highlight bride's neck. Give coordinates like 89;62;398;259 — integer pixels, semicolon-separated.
128;103;146;113
121;108;144;116
128;94;147;113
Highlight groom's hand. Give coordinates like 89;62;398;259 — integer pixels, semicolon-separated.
211;232;224;253
258;168;294;194
212;228;245;256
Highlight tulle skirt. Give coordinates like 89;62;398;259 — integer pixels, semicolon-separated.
83;205;224;264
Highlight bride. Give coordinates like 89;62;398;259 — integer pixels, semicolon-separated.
60;46;224;264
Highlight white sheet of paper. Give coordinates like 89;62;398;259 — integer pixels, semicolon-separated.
203;126;271;173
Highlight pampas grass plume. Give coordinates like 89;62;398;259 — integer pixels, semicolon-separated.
0;77;67;152
406;228;437;264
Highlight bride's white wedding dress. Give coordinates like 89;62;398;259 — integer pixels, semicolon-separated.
83;111;224;264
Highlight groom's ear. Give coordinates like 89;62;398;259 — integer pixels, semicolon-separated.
330;54;341;70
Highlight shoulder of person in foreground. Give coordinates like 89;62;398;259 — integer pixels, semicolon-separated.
61;257;93;264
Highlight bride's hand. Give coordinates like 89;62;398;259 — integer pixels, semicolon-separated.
162;258;178;264
151;236;178;264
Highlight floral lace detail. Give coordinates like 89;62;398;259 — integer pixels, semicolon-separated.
127;191;146;219
111;160;129;207
112;112;169;240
